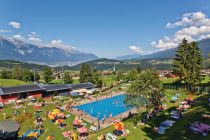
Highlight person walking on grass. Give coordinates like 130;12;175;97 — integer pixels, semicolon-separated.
13;110;16;120
3;112;6;120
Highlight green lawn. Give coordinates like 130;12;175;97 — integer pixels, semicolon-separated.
89;89;188;140
201;76;210;84
161;78;178;84
90;90;210;140
1;89;210;140
0;79;28;87
50;79;80;84
101;75;117;86
161;76;210;84
0;97;90;140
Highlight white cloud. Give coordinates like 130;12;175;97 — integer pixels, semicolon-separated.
28;37;42;43
31;32;37;35
46;39;77;53
12;34;24;40
8;21;21;29
152;11;210;49
0;29;11;33
27;32;40;37
166;12;210;28
129;45;144;54
128;45;159;55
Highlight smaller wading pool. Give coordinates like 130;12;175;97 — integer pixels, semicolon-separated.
74;94;134;120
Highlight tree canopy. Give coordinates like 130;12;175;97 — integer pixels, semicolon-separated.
79;64;92;83
173;39;203;90
126;69;164;113
43;67;53;83
64;70;73;84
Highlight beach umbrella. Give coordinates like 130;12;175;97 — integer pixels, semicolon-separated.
57;113;65;117
186;97;193;101
77;127;88;134
46;135;54;140
72;132;77;140
16;100;22;103
52;109;60;114
55;119;64;124
114;122;124;131
73;119;82;125
33;105;40;110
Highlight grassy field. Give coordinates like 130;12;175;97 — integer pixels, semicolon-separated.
0;97;90;140
0;79;29;87
49;79;80;84
90;89;191;140
0;88;210;140
161;76;210;84
90;90;210;140
101;75;117;86
50;75;116;86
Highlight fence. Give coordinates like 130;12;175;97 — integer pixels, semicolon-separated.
163;83;210;93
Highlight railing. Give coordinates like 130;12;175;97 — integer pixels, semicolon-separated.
163;83;210;93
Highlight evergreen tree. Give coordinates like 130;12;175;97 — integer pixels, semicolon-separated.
116;70;124;81
92;69;103;88
34;73;40;82
12;65;23;80
43;67;53;83
126;69;138;81
173;39;203;90
22;69;33;82
136;66;141;73
64;70;73;84
0;70;12;79
79;64;92;83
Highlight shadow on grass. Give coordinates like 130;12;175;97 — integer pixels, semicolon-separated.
140;93;210;140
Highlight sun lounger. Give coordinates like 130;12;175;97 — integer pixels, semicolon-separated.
82;122;87;126
171;96;178;102
106;133;117;140
160;120;175;128
202;114;210;119
157;126;166;134
20;129;42;140
66;114;70;118
189;122;210;136
90;125;97;132
170;110;181;120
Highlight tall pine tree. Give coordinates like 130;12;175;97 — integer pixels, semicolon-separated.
173;38;203;91
79;64;92;83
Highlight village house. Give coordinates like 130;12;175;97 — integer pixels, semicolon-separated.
0;85;42;103
69;83;95;95
0;83;95;103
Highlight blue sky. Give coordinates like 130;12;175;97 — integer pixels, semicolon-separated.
0;0;210;58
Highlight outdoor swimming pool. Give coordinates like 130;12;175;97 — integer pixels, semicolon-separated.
74;94;134;120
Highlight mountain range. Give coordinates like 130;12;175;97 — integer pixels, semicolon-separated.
115;39;210;60
0;36;98;66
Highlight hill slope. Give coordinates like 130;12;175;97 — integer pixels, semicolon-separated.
69;58;172;70
0;60;48;70
137;39;210;59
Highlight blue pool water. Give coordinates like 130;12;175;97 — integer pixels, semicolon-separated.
74;94;133;120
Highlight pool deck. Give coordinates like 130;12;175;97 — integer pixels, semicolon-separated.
66;92;138;129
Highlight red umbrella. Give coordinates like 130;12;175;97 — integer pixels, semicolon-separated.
77;127;88;134
186;97;193;101
114;122;124;131
73;119;82;125
57;113;65;117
